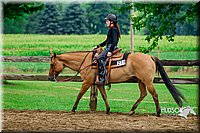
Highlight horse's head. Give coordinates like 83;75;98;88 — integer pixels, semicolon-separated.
48;51;64;81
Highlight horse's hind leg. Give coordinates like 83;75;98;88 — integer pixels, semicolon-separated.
129;79;147;115
146;82;161;116
98;86;110;114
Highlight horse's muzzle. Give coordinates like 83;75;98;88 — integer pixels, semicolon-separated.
48;75;56;82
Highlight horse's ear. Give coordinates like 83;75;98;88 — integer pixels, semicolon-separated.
54;52;56;57
49;49;53;57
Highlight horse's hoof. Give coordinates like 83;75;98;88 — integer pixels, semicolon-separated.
71;111;76;114
106;111;110;115
106;108;110;115
129;110;135;115
156;113;161;117
156;109;161;117
71;108;76;114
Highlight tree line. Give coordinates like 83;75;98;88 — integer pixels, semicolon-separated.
3;2;197;36
4;3;130;35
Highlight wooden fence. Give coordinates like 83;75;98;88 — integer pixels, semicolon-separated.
2;56;199;84
3;56;199;66
2;56;199;111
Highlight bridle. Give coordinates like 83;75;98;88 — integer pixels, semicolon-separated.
50;56;57;82
51;51;93;82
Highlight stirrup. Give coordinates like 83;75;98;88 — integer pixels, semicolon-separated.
95;80;104;86
95;75;104;86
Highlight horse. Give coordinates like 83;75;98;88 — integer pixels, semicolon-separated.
48;50;186;116
178;106;196;119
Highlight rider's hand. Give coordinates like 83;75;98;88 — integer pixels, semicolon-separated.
92;46;97;51
92;45;100;51
94;53;98;58
107;52;112;57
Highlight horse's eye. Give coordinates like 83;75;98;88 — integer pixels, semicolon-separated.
51;64;54;67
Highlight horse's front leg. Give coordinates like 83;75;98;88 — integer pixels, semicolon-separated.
98;86;110;114
71;81;90;113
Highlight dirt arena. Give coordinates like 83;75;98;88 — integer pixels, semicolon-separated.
3;110;199;132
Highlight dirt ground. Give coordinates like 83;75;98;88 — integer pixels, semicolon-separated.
2;110;199;132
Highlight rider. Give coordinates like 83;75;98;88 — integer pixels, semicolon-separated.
94;14;121;86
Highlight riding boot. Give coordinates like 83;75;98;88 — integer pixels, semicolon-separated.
95;60;106;86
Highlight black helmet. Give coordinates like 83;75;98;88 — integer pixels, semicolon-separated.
105;14;117;23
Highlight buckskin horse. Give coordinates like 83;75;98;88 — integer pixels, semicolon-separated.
48;50;186;116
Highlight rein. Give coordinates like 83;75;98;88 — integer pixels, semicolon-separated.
57;51;92;82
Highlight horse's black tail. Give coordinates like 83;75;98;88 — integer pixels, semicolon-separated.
153;56;186;107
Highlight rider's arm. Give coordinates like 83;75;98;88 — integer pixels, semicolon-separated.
108;28;118;52
98;39;107;48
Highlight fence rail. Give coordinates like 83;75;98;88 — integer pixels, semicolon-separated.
2;56;50;62
3;74;198;84
2;56;199;84
2;56;200;66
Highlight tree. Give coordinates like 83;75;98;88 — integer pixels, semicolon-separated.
37;3;63;34
118;2;198;53
3;15;29;34
25;11;42;34
85;3;113;34
85;2;130;35
3;3;44;20
3;3;44;34
176;20;197;35
113;4;130;35
3;2;131;35
61;4;88;34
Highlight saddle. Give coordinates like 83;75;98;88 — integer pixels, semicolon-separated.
92;47;130;85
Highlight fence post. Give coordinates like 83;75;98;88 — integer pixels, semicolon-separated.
158;46;160;59
181;50;184;72
89;85;98;111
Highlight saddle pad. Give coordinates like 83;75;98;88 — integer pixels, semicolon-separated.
92;52;130;69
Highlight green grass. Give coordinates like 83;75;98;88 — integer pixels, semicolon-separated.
3;62;76;75
3;80;198;114
2;34;198;114
149;51;197;60
2;34;198;57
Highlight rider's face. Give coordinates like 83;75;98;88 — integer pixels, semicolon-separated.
106;20;110;27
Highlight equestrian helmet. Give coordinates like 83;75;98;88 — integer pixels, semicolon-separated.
105;14;117;23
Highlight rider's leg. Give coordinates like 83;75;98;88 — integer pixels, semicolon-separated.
95;50;108;86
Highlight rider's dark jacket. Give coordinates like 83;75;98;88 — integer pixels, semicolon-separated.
98;26;119;53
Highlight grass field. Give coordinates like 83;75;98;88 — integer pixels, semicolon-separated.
2;34;198;114
2;34;198;57
3;80;198;114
